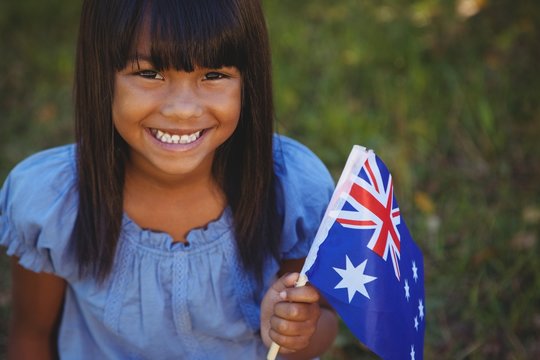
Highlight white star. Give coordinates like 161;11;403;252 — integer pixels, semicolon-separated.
414;316;419;331
412;261;418;283
404;279;410;301
333;256;377;302
410;345;415;360
418;299;424;320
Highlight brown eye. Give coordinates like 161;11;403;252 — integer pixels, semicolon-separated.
137;70;164;80
204;72;228;80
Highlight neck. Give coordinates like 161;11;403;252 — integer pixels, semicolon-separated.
128;167;212;195
122;162;227;242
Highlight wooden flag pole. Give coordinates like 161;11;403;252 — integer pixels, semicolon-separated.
266;274;309;360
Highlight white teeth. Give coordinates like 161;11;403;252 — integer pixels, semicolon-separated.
153;129;202;144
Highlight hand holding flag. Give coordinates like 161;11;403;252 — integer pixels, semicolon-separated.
267;145;426;360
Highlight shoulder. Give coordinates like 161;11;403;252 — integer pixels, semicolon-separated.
6;144;76;177
2;145;78;215
273;134;334;190
272;135;334;259
0;145;79;276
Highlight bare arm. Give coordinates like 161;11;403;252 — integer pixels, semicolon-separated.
7;258;66;360
261;259;339;360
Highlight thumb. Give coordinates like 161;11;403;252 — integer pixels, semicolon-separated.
270;272;301;297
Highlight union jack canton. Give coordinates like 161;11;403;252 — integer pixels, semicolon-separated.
301;145;426;360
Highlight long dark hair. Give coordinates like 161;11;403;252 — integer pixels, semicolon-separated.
73;0;279;282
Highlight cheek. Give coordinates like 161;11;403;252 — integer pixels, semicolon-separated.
230;100;242;127
111;99;122;127
111;100;131;136
112;86;149;129
222;86;242;128
111;85;130;128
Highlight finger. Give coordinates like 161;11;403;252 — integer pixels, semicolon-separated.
274;301;321;322
269;328;311;352
279;284;320;304
270;272;301;294
270;313;318;337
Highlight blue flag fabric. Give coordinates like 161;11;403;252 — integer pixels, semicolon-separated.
302;146;425;360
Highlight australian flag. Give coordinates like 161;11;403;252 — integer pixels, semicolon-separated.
302;146;425;360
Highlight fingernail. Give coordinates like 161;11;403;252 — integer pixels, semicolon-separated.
279;290;287;300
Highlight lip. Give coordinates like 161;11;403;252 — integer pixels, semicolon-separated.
145;127;209;150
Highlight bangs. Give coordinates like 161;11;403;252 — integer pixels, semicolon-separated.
114;0;247;72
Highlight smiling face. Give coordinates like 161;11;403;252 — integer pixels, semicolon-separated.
112;33;242;183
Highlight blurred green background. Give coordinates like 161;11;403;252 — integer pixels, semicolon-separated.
1;0;539;358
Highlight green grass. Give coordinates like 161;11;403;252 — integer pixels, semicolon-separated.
1;0;539;358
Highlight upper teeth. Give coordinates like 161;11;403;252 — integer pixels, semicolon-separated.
153;129;202;144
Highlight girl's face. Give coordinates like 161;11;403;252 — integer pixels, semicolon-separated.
112;32;242;183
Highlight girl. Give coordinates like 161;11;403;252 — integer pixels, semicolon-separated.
0;0;338;359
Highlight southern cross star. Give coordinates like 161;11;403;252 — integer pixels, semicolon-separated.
404;278;410;301
412;261;419;283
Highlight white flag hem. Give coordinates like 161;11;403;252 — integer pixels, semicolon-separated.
301;145;374;276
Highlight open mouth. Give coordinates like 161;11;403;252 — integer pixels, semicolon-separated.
150;128;204;145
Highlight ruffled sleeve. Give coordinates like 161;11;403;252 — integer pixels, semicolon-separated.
0;145;79;279
273;135;335;260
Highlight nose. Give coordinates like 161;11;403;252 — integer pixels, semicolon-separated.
160;83;204;120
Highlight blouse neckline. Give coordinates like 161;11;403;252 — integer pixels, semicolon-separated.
120;207;234;253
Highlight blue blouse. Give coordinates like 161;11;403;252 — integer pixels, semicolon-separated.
0;135;334;359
